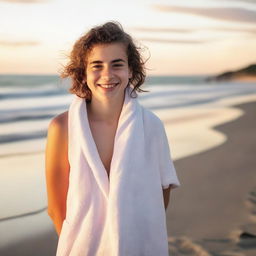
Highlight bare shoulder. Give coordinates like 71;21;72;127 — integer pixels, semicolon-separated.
48;111;68;141
46;111;69;157
49;111;68;131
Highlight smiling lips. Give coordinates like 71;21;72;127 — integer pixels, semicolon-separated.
97;83;119;89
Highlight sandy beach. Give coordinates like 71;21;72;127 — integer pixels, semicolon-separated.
167;101;256;255
1;97;256;255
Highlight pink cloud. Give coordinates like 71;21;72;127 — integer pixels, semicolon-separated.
154;5;256;24
132;26;256;36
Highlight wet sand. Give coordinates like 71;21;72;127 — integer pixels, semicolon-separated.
167;101;256;255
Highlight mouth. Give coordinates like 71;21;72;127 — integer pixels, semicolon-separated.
97;83;119;89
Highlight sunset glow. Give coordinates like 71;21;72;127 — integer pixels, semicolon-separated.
0;0;256;75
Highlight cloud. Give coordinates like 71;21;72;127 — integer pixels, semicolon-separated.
211;27;256;34
153;5;256;24
138;38;207;44
0;0;47;3
131;27;195;33
132;26;256;36
0;40;40;46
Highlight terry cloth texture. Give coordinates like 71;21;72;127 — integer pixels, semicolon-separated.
56;87;180;256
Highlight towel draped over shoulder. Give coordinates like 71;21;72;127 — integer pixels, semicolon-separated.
56;87;180;256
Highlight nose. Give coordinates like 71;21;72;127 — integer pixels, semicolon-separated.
101;66;114;80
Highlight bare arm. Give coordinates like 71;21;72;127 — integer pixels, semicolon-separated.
45;112;70;236
163;186;171;211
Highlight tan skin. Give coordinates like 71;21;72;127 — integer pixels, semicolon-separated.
45;43;171;236
45;111;69;236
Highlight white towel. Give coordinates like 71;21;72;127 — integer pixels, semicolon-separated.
56;87;180;256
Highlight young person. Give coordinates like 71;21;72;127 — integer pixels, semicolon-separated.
45;21;180;256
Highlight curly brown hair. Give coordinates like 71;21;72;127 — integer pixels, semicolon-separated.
60;21;148;99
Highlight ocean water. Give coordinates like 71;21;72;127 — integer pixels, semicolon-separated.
0;74;256;156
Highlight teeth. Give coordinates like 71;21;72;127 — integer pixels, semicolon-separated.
99;83;118;88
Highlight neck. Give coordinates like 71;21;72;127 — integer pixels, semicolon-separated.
86;92;125;124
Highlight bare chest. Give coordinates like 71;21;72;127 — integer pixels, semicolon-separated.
88;121;117;177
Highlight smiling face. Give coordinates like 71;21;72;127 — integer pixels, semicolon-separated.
85;42;132;102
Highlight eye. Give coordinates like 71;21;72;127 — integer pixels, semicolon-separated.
92;65;102;69
113;63;123;67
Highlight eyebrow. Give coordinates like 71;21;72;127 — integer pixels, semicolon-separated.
89;58;126;65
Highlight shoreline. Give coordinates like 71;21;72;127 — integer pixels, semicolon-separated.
160;94;256;161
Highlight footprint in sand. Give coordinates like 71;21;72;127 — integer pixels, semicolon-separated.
236;186;256;249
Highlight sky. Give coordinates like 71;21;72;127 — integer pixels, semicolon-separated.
0;0;256;75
